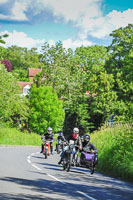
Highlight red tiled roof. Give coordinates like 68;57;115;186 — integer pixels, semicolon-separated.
17;81;32;88
29;68;42;77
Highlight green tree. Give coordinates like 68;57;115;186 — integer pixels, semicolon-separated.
106;24;133;121
0;63;29;126
29;86;65;134
3;46;43;81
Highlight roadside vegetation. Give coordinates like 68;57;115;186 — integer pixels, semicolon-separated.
0;123;41;146
0;122;57;146
91;123;133;182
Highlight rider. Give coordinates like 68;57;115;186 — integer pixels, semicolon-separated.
40;127;54;155
57;132;65;142
58;127;82;164
82;134;98;165
56;132;65;150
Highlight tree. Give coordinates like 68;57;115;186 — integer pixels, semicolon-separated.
1;59;12;72
29;86;65;134
0;63;29;126
3;46;43;81
106;24;133;121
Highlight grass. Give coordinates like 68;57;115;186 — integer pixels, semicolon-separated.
0;127;41;146
0;123;58;146
90;123;133;182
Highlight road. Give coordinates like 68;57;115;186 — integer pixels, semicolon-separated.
0;146;133;200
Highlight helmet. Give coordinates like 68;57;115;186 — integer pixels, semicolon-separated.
48;127;52;134
59;132;63;136
73;127;79;133
72;127;79;139
84;134;90;142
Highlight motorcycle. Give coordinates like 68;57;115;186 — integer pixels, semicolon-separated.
62;140;78;172
41;136;51;159
56;139;64;154
79;150;97;174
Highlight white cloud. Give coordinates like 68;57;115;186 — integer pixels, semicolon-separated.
0;0;8;3
0;0;133;48
0;30;45;51
76;8;133;39
38;0;102;23
11;1;28;21
32;0;133;39
0;1;29;21
107;9;133;29
63;38;94;49
48;40;55;47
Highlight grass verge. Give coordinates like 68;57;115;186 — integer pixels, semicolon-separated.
91;123;133;182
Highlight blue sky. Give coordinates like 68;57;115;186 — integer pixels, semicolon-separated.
0;0;133;51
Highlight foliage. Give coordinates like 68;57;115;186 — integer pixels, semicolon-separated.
91;124;133;181
1;46;43;81
40;42;118;132
0;33;8;45
29;85;65;134
0;63;29;127
106;24;133;121
0;24;132;134
1;59;12;72
0;124;41;146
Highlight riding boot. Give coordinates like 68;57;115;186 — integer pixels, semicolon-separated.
51;145;53;155
40;144;44;153
58;158;63;164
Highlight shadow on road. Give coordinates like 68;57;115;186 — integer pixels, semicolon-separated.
1;174;133;200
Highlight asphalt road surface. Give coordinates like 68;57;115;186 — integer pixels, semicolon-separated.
0;146;133;200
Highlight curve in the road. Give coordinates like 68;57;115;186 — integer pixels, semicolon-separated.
27;151;97;200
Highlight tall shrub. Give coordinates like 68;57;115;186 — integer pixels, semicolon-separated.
29;86;65;134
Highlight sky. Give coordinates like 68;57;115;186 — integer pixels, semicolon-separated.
0;0;133;51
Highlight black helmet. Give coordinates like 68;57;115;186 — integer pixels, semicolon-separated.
84;134;90;142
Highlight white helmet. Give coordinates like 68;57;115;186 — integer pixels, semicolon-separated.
73;127;79;133
48;127;52;132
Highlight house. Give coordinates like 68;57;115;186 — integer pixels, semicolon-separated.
28;68;42;81
17;81;32;96
17;68;42;96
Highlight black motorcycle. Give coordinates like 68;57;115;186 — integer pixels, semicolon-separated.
62;140;78;172
56;139;64;154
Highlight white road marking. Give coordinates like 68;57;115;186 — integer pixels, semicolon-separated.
77;191;97;200
47;173;66;184
27;159;31;164
27;151;96;199
31;164;41;171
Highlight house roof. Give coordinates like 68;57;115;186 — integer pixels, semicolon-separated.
17;81;32;89
28;68;42;77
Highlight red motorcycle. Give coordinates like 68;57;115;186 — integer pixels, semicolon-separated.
41;136;51;159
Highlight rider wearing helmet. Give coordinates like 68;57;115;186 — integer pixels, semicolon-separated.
55;131;65;151
57;132;65;141
82;134;98;165
40;127;54;154
58;127;82;164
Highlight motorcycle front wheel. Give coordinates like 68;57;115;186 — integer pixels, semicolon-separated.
45;149;48;159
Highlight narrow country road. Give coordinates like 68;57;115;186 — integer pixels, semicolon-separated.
0;146;133;200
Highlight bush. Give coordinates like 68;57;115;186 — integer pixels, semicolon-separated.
29;86;65;134
1;59;12;72
91;124;133;181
